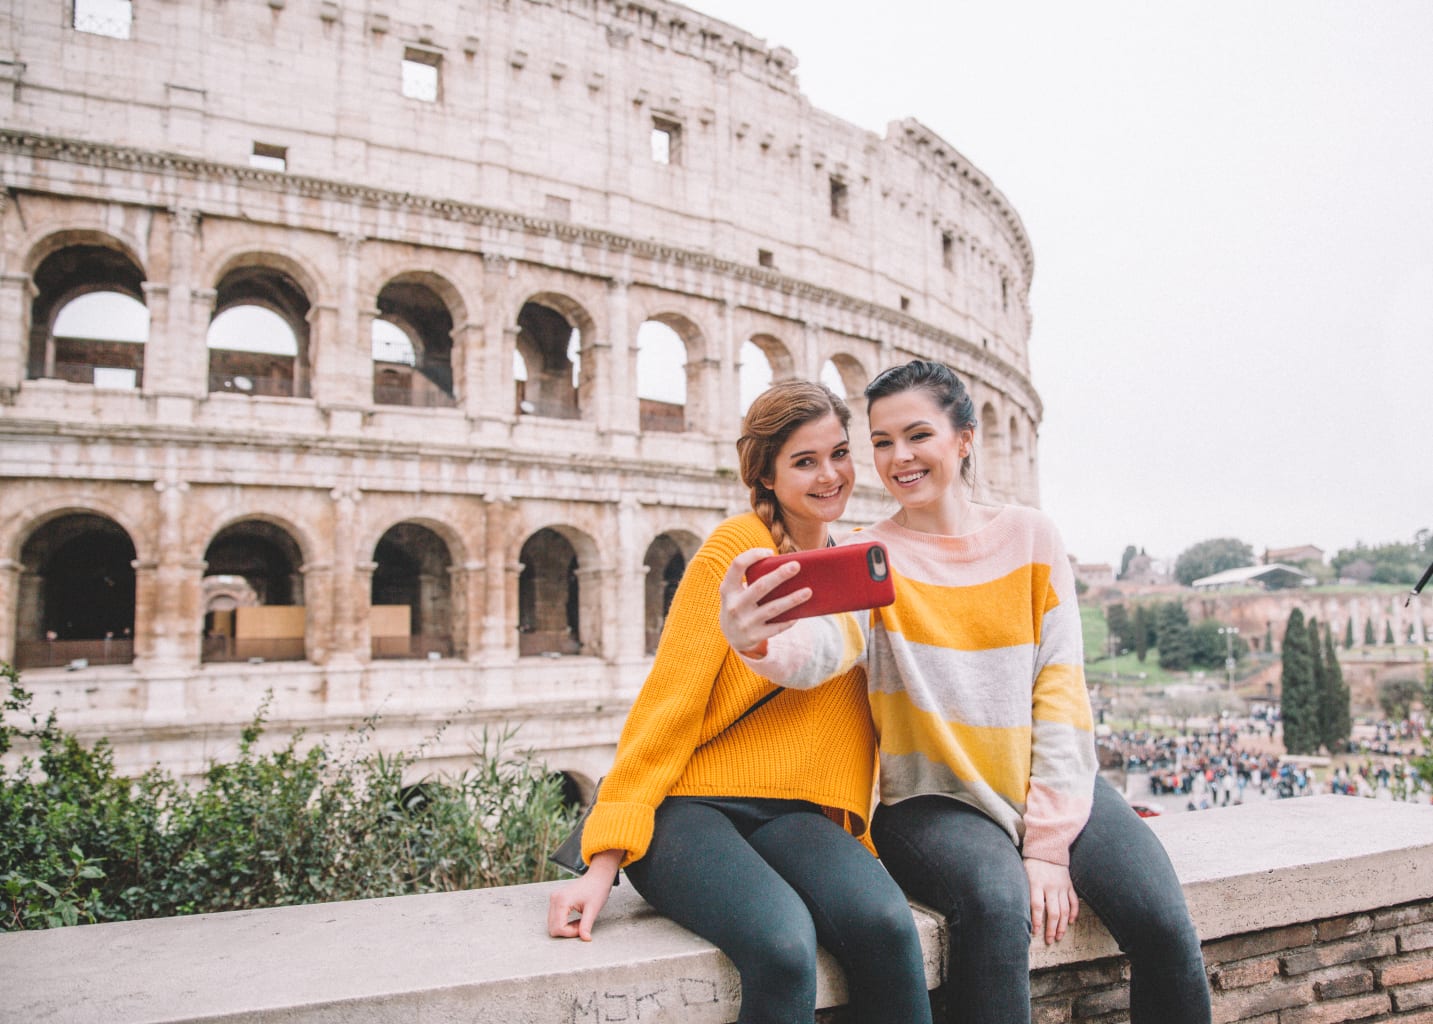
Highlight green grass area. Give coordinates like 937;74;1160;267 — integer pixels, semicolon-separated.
1079;605;1176;685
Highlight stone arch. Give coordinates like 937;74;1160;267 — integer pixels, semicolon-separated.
370;520;457;659
201;517;310;663
206;256;316;399
513;291;599;420
206;247;326;311
14;510;138;669
373;272;460;408
740;333;796;415
642;528;701;655
819;351;868;401
25;235;149;385
4;496;151;566
516;524;601;657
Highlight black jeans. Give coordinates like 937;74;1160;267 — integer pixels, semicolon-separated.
624;796;933;1024
872;776;1210;1024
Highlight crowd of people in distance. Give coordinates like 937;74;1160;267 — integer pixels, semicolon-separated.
1109;711;1430;811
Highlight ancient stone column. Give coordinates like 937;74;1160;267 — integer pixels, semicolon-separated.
574;564;610;658
145;205;203;401
476;255;517;426
0;271;36;394
328;485;361;663
450;559;484;660
613;497;646;663
354;560;376;663
481;495;516;663
0;558;20;664
604;276;638;438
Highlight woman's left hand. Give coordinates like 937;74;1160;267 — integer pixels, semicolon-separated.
1024;857;1079;945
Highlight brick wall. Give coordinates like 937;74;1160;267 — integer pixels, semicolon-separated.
1018;898;1433;1024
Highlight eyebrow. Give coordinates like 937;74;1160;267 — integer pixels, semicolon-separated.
870;419;934;438
786;437;850;460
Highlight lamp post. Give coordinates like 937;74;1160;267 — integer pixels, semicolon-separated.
1217;626;1240;692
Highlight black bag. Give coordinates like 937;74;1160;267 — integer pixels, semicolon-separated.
547;686;784;878
548;780;604;878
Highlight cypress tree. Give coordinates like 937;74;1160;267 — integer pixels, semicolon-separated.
1365;618;1376;646
1106;603;1131;654
1321;627;1352;751
1157;601;1192;671
1308;618;1326;751
1280;609;1318;755
1343;618;1354;650
1133;605;1149;663
1385;620;1395;644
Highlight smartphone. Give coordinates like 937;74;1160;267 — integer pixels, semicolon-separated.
745;540;895;623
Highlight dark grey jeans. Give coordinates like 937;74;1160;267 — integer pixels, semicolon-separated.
624;796;933;1024
871;775;1211;1024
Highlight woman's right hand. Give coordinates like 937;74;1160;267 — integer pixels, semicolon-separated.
719;548;807;657
547;849;624;941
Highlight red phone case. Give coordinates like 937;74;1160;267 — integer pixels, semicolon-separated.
745;540;895;624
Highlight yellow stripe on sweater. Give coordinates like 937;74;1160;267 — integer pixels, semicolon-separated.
1033;663;1095;729
870;688;1031;804
885;564;1055;651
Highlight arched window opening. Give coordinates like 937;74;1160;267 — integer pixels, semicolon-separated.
636;320;687;433
518;528;581;656
28;244;147;386
515;301;581;419
513;350;529;413
15;514;136;669
371;523;455;659
739;340;773;416
373;279;456;408
49;292;149;388
642;533;693;655
201;521;306;662
207;266;311;398
819;358;846;398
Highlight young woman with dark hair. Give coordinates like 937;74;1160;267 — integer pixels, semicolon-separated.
721;360;1211;1024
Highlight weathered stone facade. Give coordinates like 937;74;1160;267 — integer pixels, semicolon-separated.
0;0;1041;784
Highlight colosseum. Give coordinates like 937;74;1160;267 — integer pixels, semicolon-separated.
0;0;1041;795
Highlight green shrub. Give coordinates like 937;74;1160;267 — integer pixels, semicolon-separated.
1;662;577;930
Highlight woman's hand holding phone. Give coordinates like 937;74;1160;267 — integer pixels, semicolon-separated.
719;548;809;657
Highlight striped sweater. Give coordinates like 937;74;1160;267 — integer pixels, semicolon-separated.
581;513;878;868
744;505;1096;864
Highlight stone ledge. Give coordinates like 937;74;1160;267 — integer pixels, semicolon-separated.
1;796;1429;1023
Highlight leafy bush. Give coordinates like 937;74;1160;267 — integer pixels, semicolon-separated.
1;662;577;930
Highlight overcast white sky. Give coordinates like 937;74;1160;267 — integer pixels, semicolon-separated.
683;0;1433;569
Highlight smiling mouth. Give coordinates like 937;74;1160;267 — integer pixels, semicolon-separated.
893;470;927;485
810;486;843;499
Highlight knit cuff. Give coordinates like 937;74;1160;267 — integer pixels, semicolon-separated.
581;801;657;868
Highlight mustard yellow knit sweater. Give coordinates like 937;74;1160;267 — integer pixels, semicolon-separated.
581;513;878;867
